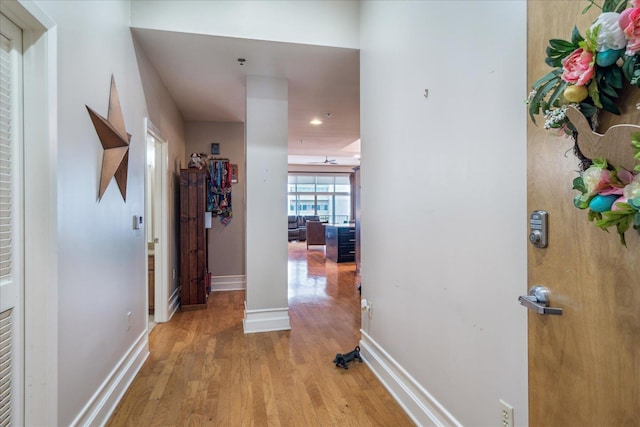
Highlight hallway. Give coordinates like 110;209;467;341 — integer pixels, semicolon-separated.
107;242;414;426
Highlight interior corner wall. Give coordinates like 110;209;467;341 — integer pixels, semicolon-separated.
32;1;150;425
359;2;528;426
185;122;246;282
133;34;187;301
130;0;360;49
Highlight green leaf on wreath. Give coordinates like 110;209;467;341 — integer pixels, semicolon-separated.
599;92;621;115
571;26;584;45
596;206;635;247
632;69;640;86
528;75;563;123
592;66;623;115
549;39;576;51
581;25;599;53
575;194;591;209
622;55;637;82
600;81;618;97
603;0;631;13
588;210;602;222
618;230;627;246
546;36;580;68
606;66;623;89
531;68;562;89
572;176;587;193
588;80;602;109
633;133;640;172
592;158;608;169
547;80;569;110
578;102;597;118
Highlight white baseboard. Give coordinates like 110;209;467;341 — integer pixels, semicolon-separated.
243;302;290;334
359;330;462;427
70;330;149;427
212;275;246;291
168;287;180;320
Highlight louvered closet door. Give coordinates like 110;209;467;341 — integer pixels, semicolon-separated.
0;14;24;427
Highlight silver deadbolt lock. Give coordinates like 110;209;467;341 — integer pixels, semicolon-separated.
529;210;548;248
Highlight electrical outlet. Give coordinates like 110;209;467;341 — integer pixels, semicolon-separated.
360;299;373;318
127;311;132;331
499;399;514;427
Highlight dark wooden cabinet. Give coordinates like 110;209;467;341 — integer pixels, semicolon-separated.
325;224;356;263
179;169;210;310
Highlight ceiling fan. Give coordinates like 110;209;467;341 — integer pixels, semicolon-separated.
310;156;338;165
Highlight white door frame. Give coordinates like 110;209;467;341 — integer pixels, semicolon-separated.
0;1;58;425
0;12;24;427
144;118;170;323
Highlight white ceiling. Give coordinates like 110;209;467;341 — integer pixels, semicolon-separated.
131;28;361;166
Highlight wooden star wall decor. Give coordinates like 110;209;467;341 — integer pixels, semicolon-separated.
86;75;131;201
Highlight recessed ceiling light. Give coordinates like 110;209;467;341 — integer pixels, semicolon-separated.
354;154;361;159
310;119;323;125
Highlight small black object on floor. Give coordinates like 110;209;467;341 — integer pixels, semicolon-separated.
333;345;363;369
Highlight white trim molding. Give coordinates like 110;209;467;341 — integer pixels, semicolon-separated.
212;275;246;292
70;330;149;427
359;330;462;427
243;303;290;334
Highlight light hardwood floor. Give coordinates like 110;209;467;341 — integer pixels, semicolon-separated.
107;242;414;426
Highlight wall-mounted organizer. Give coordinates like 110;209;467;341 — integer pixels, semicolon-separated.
208;158;233;225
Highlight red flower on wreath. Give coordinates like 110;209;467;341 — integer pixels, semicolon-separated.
561;48;595;86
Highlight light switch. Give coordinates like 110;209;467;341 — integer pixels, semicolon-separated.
132;215;143;230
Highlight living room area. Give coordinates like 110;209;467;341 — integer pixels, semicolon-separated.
287;168;361;267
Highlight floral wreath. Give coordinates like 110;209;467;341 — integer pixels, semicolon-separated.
527;0;640;246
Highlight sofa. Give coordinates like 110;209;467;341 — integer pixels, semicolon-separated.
288;215;322;242
288;215;301;241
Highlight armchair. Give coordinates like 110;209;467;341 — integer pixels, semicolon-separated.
306;221;326;248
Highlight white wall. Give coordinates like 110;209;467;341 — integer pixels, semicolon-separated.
130;0;360;49
185;122;246;281
359;2;528;426
32;1;150;425
132;34;187;302
19;0;529;424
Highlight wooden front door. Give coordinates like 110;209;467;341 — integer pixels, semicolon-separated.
527;1;640;425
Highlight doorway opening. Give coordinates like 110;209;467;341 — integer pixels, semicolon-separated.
145;119;170;325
